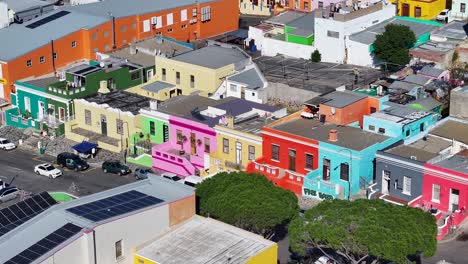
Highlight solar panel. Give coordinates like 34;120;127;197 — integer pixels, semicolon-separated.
25;11;70;29
0;192;57;238
66;190;164;222
5;223;82;264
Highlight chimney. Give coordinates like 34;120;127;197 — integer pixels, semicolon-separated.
150;100;158;111
98;80;110;94
129;44;137;55
329;129;338;142
225;116;234;128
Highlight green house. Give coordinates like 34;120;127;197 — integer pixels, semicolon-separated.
284;12;315;46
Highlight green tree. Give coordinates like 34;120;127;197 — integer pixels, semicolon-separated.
289;199;437;264
373;24;416;71
196;172;299;238
311;50;322;62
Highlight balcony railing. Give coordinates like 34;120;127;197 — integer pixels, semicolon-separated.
48;82;86;96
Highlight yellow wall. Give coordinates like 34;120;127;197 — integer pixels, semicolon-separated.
209;125;262;175
240;0;273;16
155;56;236;97
134;254;157;264
246;243;278;264
64;99;141;153
126;81;173;101
393;0;446;20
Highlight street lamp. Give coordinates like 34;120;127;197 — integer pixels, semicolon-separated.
338;148;352;200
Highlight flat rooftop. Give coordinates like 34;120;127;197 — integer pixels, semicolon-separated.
136;216;275;264
254;55;381;94
273;118;389;151
82;91;151;115
225;117;268;136
403;74;432;86
6;0;52;11
385;136;451;162
434;154;468;174
430;119;468;144
265;10;306;25
286;11;315;35
157;95;223;117
228;68;264;90
142;81;175;93
431;21;468;41
171;45;250;69
349;17;441;45
21;76;60;89
321;90;368;108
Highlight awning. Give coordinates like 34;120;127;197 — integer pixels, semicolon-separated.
72;141;98;153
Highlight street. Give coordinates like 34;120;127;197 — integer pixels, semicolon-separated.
0;147;137;207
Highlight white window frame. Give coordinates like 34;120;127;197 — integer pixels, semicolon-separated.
432;184;440;203
201;6;211;22
402;176;411;195
143;19;150;32
71;41;77;48
229;84;238;93
181;9;188;21
192;8;197;17
24;96;31;112
166;13;173;26
271;144;280;162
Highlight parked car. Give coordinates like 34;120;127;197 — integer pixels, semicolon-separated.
57;152;89;171
436;9;450;22
0;138;16;150
134;167;157;180
183;175;203;187
161;172;183;182
0;186;19;202
34;163;63;178
102;161;131;176
315;256;336;264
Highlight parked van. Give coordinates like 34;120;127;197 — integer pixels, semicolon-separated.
57;152;89;171
184;176;203;187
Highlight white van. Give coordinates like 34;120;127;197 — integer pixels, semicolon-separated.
184;176;203;187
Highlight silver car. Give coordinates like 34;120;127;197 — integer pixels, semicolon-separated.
0;187;19;203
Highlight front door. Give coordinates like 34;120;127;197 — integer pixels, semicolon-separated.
38;101;45;120
288;149;296;171
190;132;196;155
236;142;242;164
382;171;391;195
101;115;107;136
323;159;330;181
402;4;410;16
450;189;460;212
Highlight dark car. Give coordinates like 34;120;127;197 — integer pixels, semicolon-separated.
102;161;131;176
134;167;157;180
57;152;89;171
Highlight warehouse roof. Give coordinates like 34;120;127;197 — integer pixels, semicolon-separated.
5;0;53;12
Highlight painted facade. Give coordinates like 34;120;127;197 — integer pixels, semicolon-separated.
0;0;240;102
392;0;446;20
239;0;274;16
451;0;468;20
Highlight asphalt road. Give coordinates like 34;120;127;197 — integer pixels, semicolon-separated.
0;147;137;207
424;232;468;264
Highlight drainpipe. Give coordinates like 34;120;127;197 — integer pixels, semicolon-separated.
51;40;56;75
93;230;98;264
109;13;116;49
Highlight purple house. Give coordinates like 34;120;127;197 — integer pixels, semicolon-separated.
151;95;286;177
418;65;450;81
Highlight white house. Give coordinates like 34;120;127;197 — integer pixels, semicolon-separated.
450;0;468;20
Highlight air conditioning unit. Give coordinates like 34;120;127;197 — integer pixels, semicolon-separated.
151;17;158;25
410;156;417;160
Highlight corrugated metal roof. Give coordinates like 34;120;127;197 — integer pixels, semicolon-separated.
432;21;468;40
403;74;432;86
419;65;445;77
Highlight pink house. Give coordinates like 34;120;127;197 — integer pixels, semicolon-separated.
418;65;450;81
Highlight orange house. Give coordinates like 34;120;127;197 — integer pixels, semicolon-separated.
0;0;239;102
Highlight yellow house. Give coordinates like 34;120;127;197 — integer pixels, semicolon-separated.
65;90;150;153
133;215;278;264
392;0;446;20
153;43;252;98
126;79;178;101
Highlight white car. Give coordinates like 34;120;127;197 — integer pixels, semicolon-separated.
436;9;450;22
315;256;336;264
161;172;184;183
0;138;16;150
34;163;62;178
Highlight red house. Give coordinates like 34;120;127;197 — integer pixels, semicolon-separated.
246;113;319;195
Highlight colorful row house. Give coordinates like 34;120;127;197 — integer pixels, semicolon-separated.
147;95;286;177
247;89;440;198
369;117;468;239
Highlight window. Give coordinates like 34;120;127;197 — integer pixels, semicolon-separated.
104;31;109;37
318;1;323;8
271;144;279;161
323;158;331;181
71;41;77;48
115;240;123;260
116;119;124;135
403;176;411;195
248;145;255;160
167;13;173;25
327;30;339;38
223;138;229;153
132;23;136;29
121;25;126;32
304;1;309;10
53;53;57;59
85;110;91;125
368;125;375;131
201;6;211;22
131;71;140;80
104;45;110;51
39;56;45;63
92;33;97;40
340;163;349;181
162;68;166;81
406;130;410;137
176;130;183;144
58;107;65;122
370;107;376;113
420;123;424;132
26;60;32;67
190;75;195;88
462;3;466;13
432;184;440;202
181;9;188;21
414;7;421;17
204;138;210;153
378;127;385;134
167;28;173;33
150;121;155;136
192;8;198;17
24;97;31;112
305;153;314;170
230;84;237;92
176;72;180;84
181;24;187;29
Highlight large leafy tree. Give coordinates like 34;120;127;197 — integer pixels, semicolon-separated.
289;199;437;264
373;24;416;70
196;172;299;238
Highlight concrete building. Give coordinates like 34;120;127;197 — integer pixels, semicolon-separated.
134;215;277;264
0;176;196;264
449;86;468;121
0;0;239;103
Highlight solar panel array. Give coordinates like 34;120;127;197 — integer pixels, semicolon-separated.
5;223;82;264
66;190;164;222
25;11;70;29
0;192;57;237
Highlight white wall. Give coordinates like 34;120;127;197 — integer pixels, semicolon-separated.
226;81;242;98
450;0;468;20
0;2;8;30
248;26;265;51
346;39;374;66
43;236;91;264
261;37;316;59
245;88;263;103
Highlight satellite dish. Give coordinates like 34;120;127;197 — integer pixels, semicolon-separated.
331;107;336;115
